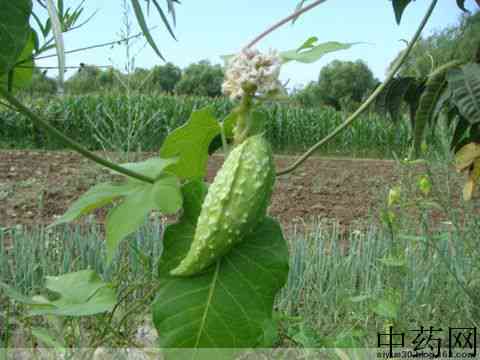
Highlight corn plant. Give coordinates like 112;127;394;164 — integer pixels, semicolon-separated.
1;93;448;157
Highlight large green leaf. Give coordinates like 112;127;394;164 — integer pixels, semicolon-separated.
0;0;32;76
49;182;141;227
106;174;182;262
160;107;221;180
208;108;267;155
112;157;178;180
387;77;417;123
1;270;116;317
208;107;245;155
151;173;183;213
414;62;461;157
375;77;417;123
392;0;413;25
0;30;35;90
180;180;208;222
152;182;289;349
447;63;480;125
403;78;426;130
280;41;358;64
450;110;470;151
0;281;42;305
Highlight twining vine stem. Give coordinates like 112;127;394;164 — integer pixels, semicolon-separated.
276;0;439;176
0;89;156;184
244;0;328;50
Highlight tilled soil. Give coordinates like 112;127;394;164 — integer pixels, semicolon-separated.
0;150;466;232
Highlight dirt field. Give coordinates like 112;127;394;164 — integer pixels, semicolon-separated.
0;150;461;232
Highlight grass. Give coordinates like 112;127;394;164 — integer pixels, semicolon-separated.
0;219;164;350
0;220;163;295
1;186;478;350
277;214;480;348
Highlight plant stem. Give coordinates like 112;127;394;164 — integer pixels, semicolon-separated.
244;0;328;50
220;122;230;156
234;95;253;144
29;27;157;63
276;0;439;176
0;89;155;184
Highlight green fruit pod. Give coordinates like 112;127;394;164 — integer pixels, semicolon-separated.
170;134;275;276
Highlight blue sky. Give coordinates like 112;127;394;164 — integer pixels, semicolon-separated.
34;1;478;90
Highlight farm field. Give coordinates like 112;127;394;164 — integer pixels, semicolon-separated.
0;150;425;230
2;0;480;355
2;148;479;353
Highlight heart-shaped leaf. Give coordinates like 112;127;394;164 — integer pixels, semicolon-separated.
112;157;178;180
0;30;35;90
151;173;183;213
160;107;221;180
153;218;288;348
106;174;182;262
0;0;32;77
414;61;461;158
152;182;289;349
49;182;141;227
1;270;116;317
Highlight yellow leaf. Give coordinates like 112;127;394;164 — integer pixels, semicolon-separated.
463;179;475;201
455;143;480;172
463;158;480;201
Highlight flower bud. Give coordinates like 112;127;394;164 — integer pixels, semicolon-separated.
387;186;401;207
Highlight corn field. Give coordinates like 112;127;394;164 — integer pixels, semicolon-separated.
0;92;440;157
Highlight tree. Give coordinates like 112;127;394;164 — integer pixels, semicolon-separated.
65;64;101;94
97;67;123;89
150;62;181;93
23;67;57;96
389;11;480;78
291;82;341;110
316;59;377;109
175;60;224;97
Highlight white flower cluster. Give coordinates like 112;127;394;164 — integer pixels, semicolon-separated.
222;48;283;100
